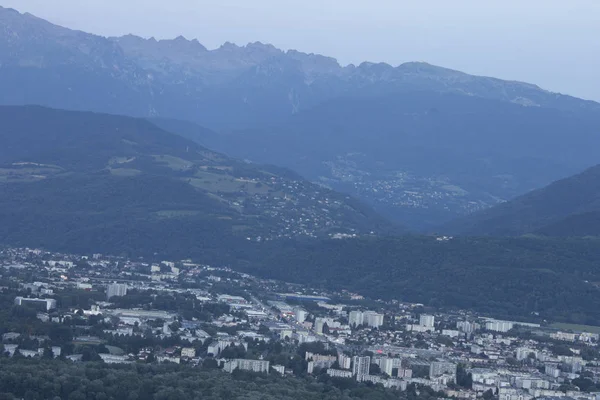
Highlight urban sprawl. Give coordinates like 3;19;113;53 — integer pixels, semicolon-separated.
1;247;599;400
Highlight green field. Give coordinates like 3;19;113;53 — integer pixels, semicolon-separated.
152;154;193;170
187;171;272;195
0;164;64;182
109;168;141;177
154;210;203;218
550;322;600;334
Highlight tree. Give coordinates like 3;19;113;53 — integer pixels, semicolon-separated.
168;321;181;332
202;358;218;369
572;377;596;392
436;335;454;347
258;325;270;335
581;347;599;361
370;363;381;375
42;347;54;359
552;344;574;357
505;357;519;366
456;364;472;389
483;389;495;400
81;347;101;362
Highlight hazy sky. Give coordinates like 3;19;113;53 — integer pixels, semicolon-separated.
3;0;600;101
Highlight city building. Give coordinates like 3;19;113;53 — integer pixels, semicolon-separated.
305;352;337;363
223;359;270;374
352;356;371;377
293;308;307;323
363;311;384;328
379;357;394;376
485;320;513;333
328;369;353;378
397;368;413;378
349;310;384;328
516;347;537;361
106;283;128;300
272;365;285;375
207;340;247;356
420;314;435;328
14;297;56;311
181;348;196;358
441;329;461;338
314;319;325;334
307;359;336;373
430;361;457;380
99;354;131;364
457;321;479;333
338;354;352;369
349;311;363;327
279;329;293;340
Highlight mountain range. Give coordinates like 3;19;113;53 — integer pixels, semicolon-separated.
2;6;600;230
1;6;597;132
0;105;392;256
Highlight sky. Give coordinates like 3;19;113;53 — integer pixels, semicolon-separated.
3;0;600;101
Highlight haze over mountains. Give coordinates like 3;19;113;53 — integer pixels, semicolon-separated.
189;94;600;229
446;164;600;237
2;6;600;230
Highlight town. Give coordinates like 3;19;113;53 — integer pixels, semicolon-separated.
1;246;600;400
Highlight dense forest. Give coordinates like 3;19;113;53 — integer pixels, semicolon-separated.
233;236;600;325
0;359;436;400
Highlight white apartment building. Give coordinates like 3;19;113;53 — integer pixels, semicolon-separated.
363;311;384;328
294;308;307;323
305;352;337;363
349;311;384;328
106;283;128;300
485;320;514;333
328;369;353;378
352;356;371;377
419;314;435;328
515;347;537;361
379;357;394;376
272;365;285;374
349;311;363;327
338;354;352;369
223;359;270;374
430;361;457;379
207;340;247;356
14;297;56;311
457;321;480;333
397;368;413;378
181;347;196;358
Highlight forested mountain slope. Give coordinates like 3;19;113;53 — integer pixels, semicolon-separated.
445;164;600;236
0;106;393;255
